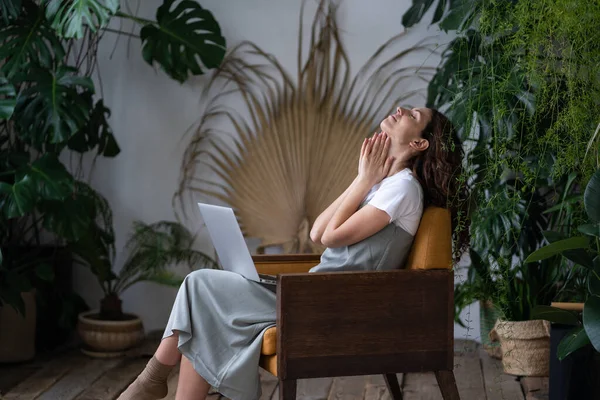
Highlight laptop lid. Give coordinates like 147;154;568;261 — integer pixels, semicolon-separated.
197;203;260;282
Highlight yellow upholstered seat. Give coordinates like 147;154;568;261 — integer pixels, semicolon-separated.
257;206;453;375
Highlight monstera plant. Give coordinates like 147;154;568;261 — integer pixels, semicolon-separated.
0;0;225;318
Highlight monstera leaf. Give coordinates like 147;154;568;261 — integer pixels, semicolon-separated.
402;0;480;31
68;96;120;157
15;65;94;146
45;0;119;39
0;3;64;78
138;0;226;83
0;153;73;218
0;176;37;217
42;180;109;241
0;77;16;119
0;0;21;25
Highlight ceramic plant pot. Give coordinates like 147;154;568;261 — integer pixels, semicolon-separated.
77;310;144;357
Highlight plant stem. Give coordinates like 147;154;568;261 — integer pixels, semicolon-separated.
101;27;140;39
115;11;156;27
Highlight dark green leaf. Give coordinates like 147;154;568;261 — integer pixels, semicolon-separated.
0;178;37;217
35;263;54;281
579;224;600;238
583;296;600;352
68;99;120;157
42;196;92;241
15;66;94;146
525;237;589;263
0;0;22;24
27;154;74;200
589;261;600;296
138;0;226;83
401;0;436;28
0;76;16;119
557;326;590;360
0;4;65;78
543;195;583;214
543;230;567;243
439;0;476;31
563;249;596;269
45;0;119;39
584;170;600;223
531;305;579;325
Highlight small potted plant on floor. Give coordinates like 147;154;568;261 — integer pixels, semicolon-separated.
72;194;218;357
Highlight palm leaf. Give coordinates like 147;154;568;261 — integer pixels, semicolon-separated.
45;0;119;39
174;0;436;253
115;220;217;294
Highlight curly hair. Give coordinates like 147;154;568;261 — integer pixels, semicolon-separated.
411;109;470;262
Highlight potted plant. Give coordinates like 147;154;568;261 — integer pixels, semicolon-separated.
526;169;600;398
0;0;225;359
72;199;219;357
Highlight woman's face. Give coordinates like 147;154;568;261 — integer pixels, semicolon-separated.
380;107;433;144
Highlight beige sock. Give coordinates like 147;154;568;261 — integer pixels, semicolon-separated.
118;356;174;400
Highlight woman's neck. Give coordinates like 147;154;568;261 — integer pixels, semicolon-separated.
386;159;412;178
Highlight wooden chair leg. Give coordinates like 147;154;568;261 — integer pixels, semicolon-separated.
383;373;404;400
434;370;460;400
279;379;297;400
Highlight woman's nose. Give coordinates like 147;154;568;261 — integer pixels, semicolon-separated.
396;107;404;116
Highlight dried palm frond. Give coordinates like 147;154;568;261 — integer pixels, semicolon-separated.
175;0;438;254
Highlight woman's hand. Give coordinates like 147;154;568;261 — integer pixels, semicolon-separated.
358;132;394;186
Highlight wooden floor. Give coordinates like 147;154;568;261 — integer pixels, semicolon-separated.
0;334;548;400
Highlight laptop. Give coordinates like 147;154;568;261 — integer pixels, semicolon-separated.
197;203;277;289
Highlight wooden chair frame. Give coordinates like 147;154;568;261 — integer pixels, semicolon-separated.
253;254;460;400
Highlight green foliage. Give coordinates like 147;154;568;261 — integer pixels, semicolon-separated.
45;0;119;39
0;0;22;24
529;169;600;358
0;3;65;79
557;326;590;361
138;0;226;83
15;66;94;146
0;0;225;315
71;216;218;319
0;77;16;119
403;0;600;327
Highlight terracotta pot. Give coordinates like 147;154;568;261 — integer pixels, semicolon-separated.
0;291;37;362
77;310;144;357
491;319;551;377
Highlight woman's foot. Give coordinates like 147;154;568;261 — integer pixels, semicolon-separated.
118;356;174;400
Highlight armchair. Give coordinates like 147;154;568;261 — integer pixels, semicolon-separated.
253;207;459;400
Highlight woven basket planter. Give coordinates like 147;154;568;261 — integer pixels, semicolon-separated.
77;310;144;357
491;319;551;377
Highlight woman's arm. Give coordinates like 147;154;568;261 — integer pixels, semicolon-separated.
309;176;361;245
321;133;394;248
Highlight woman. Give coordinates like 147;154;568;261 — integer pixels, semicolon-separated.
119;107;469;400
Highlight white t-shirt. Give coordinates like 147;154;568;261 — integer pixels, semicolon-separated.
363;168;424;236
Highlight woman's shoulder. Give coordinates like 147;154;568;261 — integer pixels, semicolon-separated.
381;168;423;194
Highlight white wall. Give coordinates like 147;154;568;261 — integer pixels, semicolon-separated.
72;0;480;341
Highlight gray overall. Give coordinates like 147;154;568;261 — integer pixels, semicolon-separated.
163;223;415;400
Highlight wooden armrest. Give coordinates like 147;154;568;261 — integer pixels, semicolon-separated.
276;269;453;379
252;254;320;275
